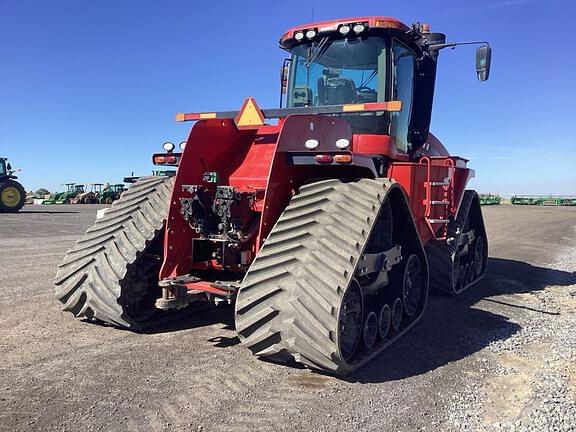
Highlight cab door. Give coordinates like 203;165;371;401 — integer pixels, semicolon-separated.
390;40;416;153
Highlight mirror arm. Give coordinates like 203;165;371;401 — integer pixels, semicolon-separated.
428;40;490;51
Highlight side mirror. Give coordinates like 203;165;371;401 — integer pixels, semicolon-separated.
280;59;290;94
6;163;12;171
476;45;491;81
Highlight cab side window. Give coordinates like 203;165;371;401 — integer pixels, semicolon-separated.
390;41;415;152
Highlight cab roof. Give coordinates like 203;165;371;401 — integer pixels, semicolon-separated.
280;16;409;48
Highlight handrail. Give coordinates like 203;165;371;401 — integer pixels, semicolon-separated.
419;157;432;218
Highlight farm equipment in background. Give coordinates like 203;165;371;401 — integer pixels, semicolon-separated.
479;194;501;205
55;16;491;374
511;195;576;206
70;183;101;204
0;157;26;213
43;183;82;205
99;184;126;204
555;197;576;206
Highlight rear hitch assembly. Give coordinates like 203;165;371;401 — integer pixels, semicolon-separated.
156;275;206;310
156;275;240;310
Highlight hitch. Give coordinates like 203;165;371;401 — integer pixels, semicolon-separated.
156;275;205;310
156;275;240;310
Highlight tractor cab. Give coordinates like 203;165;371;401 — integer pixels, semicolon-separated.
62;183;75;193
0;158;7;178
99;183;126;204
0;158;16;180
89;183;104;194
280;17;491;157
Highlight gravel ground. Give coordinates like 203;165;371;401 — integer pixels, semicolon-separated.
0;204;575;431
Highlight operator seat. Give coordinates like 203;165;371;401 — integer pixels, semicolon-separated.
324;77;358;105
292;86;313;107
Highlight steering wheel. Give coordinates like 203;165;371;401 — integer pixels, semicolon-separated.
356;86;376;93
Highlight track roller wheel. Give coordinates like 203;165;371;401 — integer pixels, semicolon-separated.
474;236;486;276
402;254;424;316
391;298;403;331
378;304;391;339
362;311;378;349
459;264;466;289
452;252;460;290
339;281;364;362
463;263;471;284
235;178;428;374
54;176;175;330
466;263;475;285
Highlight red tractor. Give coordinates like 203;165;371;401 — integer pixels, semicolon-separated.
55;17;491;374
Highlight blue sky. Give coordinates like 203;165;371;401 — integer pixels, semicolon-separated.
1;0;574;195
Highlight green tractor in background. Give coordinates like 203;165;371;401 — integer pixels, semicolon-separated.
0;157;26;212
43;183;84;205
479;193;502;205
99;184;126;204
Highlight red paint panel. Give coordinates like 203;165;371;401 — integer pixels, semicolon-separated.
228;132;278;189
159;114;353;281
353;134;409;160
388;158;472;245
258;115;353;244
160;119;278;279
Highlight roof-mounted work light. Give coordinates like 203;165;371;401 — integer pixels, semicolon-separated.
339;25;351;35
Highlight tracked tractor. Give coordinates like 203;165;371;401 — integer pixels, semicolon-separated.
0;157;26;212
55;17;491;374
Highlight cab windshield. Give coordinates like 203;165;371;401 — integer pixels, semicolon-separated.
288;36;388;133
288;37;387;107
0;161;6;176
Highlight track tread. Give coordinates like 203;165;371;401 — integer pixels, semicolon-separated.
54;176;173;329
426;190;488;295
236;178;411;374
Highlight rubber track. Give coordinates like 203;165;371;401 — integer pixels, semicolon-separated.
54;176;173;329
426;190;487;295
235;178;421;375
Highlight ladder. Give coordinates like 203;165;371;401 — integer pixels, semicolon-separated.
420;157;455;240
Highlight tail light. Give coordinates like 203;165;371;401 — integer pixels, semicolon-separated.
166;155;177;164
334;154;353;164
154;156;166;164
314;155;333;164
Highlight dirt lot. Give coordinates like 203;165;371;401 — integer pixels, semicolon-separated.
1;204;575;431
